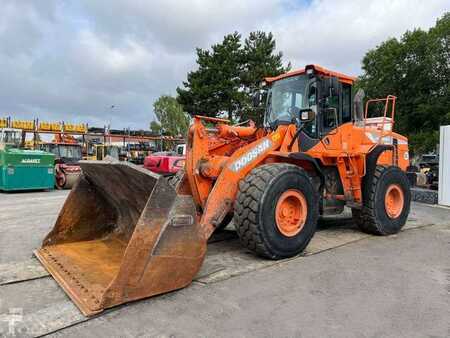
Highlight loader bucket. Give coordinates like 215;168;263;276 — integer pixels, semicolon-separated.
34;160;206;316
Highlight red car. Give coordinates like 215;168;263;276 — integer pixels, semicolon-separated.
143;151;185;176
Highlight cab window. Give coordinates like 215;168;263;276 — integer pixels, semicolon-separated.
303;83;318;138
322;89;339;132
342;84;351;123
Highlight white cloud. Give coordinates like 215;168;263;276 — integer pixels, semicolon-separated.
0;0;447;128
269;0;449;75
77;0;282;52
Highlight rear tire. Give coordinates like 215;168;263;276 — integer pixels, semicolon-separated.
233;163;319;259
353;165;411;235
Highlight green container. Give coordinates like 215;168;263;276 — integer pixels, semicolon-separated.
0;147;55;191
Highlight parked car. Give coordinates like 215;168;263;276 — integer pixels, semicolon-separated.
143;151;185;176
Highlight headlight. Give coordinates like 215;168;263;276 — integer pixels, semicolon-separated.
7;167;14;175
48;167;54;174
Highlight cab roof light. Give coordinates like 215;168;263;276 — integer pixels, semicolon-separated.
306;66;314;77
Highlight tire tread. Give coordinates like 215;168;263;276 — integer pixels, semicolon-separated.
353;165;410;235
234;163;313;258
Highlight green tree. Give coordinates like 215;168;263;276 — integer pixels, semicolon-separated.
149;120;162;134
240;31;290;123
152;95;190;137
177;31;289;124
359;13;449;155
177;32;243;121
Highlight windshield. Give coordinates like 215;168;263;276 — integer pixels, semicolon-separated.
0;130;21;146
106;147;119;159
42;144;58;156
266;75;310;125
59;145;82;160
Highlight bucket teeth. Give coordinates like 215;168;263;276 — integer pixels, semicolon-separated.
35;160;206;316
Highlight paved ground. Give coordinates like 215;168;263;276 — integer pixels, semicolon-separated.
0;190;449;337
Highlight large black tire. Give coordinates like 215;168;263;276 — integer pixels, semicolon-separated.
352;165;411;235
233;163;319;259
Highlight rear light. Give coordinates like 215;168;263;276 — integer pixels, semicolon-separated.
174;159;185;168
62;165;80;172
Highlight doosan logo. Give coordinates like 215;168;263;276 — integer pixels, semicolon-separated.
230;139;272;172
21;159;40;164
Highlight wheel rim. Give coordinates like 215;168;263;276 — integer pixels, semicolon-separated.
384;184;404;219
275;189;307;237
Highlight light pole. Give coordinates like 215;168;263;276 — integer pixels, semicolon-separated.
107;105;115;144
109;105;115;131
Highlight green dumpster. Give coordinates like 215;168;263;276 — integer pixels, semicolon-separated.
0;128;55;191
0;148;55;191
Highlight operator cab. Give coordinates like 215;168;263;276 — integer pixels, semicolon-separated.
264;64;356;151
41;143;82;164
0;128;21;149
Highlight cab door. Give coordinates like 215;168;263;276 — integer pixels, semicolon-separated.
298;82;320;152
319;80;342;151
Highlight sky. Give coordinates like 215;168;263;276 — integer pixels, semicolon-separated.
0;0;448;130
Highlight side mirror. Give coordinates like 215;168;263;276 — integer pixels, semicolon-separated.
299;108;316;122
252;91;262;107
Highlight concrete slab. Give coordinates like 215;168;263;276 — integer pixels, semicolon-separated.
0;259;47;285
0;200;444;283
0;276;87;337
0;204;440;287
0;190;68;265
47;224;450;338
0;190;449;337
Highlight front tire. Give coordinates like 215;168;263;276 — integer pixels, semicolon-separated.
233;164;319;259
353;165;411;235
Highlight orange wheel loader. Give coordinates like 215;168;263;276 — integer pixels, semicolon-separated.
35;64;411;316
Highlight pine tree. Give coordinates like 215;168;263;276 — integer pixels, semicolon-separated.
177;31;289;125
